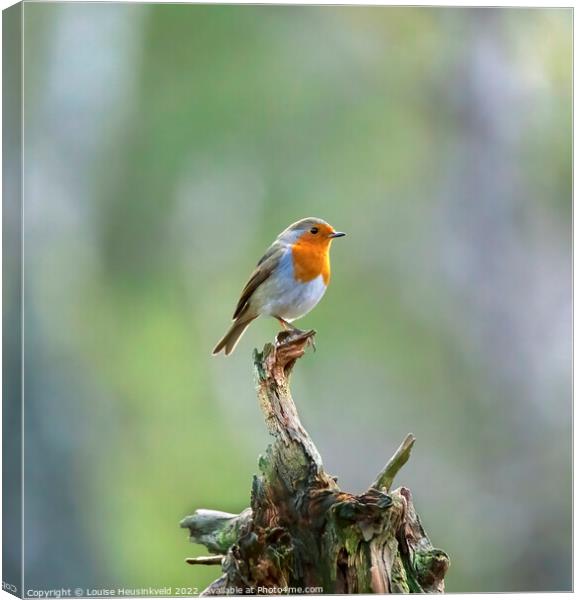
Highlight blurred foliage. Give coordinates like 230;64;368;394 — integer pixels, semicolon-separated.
20;4;571;593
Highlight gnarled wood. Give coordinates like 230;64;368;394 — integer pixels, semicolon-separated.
181;331;449;594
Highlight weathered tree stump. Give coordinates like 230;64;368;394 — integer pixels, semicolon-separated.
181;331;449;594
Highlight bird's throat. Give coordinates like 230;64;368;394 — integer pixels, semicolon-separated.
291;241;331;285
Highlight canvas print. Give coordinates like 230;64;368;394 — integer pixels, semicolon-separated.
2;2;572;596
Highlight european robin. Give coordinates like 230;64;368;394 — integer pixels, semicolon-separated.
213;217;346;355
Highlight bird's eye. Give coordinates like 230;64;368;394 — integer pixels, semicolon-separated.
310;227;319;234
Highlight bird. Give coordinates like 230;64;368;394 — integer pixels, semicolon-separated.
213;217;346;356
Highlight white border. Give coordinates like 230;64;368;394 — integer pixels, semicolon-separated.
0;2;573;599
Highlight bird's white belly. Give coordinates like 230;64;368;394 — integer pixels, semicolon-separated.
273;274;327;321
255;269;328;322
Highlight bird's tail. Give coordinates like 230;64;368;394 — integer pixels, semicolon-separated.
212;316;257;356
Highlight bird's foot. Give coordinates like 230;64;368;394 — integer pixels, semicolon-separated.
275;317;316;351
308;334;316;352
275;327;316;351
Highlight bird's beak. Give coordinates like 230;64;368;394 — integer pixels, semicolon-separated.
329;231;346;238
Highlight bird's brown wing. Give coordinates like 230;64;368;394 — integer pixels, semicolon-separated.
232;243;284;320
256;241;280;266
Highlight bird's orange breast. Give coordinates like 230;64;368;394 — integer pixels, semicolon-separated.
291;238;331;285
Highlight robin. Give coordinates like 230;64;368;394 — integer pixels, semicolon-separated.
213;217;346;355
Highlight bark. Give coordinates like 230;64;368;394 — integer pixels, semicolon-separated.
181;331;449;594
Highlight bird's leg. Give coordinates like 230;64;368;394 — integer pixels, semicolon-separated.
276;317;304;334
276;317;292;331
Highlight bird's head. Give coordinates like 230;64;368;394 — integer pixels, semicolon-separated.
279;217;346;249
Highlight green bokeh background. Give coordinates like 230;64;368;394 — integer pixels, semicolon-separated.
18;3;571;593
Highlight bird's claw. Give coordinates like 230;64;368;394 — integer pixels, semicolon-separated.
275;327;317;352
305;331;317;352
